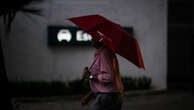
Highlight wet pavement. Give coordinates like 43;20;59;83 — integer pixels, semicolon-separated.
13;90;194;110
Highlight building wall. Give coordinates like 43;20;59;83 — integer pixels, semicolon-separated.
0;0;167;89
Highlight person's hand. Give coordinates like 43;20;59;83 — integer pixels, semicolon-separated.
83;67;90;79
81;95;90;106
81;91;93;106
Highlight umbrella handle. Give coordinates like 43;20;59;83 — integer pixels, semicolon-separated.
80;54;100;84
80;66;91;84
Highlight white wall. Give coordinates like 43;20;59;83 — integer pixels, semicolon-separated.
0;0;167;89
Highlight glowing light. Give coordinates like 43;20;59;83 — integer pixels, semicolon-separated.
57;29;72;42
76;30;92;41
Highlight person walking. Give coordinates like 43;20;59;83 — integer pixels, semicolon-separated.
81;38;124;110
68;15;145;110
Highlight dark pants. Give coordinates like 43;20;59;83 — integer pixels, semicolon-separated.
89;93;123;110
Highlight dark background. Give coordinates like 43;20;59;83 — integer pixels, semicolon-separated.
167;0;193;90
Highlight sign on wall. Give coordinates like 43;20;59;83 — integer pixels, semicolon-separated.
48;26;133;46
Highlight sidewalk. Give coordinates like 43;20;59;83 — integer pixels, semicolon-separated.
13;90;194;110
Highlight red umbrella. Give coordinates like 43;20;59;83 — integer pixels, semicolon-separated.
68;14;145;69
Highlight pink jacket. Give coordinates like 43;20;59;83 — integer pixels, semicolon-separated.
89;47;124;93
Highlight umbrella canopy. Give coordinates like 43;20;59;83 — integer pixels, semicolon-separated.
68;14;145;69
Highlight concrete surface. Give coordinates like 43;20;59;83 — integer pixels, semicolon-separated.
13;90;194;110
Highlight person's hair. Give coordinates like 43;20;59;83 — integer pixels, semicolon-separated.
91;38;103;49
